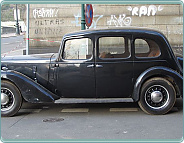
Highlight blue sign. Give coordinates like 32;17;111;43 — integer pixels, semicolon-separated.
85;4;93;27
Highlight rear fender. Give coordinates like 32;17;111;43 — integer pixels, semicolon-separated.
1;70;60;103
132;66;183;102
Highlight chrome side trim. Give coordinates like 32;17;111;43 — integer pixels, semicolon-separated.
2;60;50;64
55;98;134;104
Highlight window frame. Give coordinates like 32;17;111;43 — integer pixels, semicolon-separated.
97;35;131;61
133;37;161;59
61;37;94;62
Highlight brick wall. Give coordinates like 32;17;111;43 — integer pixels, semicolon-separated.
29;4;183;54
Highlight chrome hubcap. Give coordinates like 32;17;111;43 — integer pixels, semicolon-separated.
151;91;163;103
1;88;15;111
145;85;169;109
1;93;9;105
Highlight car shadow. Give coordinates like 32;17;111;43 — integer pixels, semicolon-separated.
11;97;183;117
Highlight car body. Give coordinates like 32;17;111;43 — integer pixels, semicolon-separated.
1;27;183;116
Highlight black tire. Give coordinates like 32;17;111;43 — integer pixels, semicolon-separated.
1;80;22;117
138;77;176;115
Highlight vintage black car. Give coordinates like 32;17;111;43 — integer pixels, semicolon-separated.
1;28;183;116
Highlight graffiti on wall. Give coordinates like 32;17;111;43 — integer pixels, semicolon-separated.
34;19;64;35
33;8;59;19
107;5;164;27
32;8;63;35
35;19;64;26
107;14;132;26
32;5;165;34
72;13;103;29
34;27;63;35
127;5;164;17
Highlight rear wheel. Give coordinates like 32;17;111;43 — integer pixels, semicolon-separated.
1;80;22;117
138;77;176;115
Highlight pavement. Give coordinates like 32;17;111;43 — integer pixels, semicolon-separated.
1;48;25;57
1;98;183;140
1;33;26;56
1;32;25;38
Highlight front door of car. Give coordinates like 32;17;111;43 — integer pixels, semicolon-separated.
95;35;134;98
55;37;96;98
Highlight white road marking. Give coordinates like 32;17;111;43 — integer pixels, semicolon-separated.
110;108;139;112
19;109;42;113
3;43;10;45
61;108;89;113
33;109;42;113
42;106;49;109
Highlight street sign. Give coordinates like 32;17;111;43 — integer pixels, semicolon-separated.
85;4;93;28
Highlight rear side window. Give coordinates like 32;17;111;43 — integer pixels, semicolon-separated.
135;39;161;58
99;37;131;59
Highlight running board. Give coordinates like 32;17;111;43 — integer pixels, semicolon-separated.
54;98;134;104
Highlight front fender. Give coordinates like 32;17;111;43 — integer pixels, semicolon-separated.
1;70;60;103
132;66;183;102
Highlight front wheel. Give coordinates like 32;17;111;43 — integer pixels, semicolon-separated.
138;77;176;115
1;80;22;117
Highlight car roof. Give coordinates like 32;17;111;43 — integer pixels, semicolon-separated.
64;27;164;38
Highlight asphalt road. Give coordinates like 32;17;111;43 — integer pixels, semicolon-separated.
1;35;25;54
1;98;183;141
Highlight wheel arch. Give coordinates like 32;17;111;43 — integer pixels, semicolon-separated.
1;70;60;103
132;66;183;102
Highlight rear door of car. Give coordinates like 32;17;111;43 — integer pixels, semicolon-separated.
133;35;167;81
95;34;134;98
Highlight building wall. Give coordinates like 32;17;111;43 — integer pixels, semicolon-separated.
29;4;183;54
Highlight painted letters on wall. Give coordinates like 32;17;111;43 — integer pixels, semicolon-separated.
127;5;163;17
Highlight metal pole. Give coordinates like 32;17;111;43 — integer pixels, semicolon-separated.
15;4;20;35
81;4;85;30
26;4;29;55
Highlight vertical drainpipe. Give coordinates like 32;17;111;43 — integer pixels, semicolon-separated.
26;4;29;55
81;4;86;30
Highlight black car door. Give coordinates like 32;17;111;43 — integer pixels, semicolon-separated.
55;37;96;98
95;35;134;98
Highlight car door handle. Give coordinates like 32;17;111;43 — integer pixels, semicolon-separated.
87;64;94;68
96;64;103;68
55;64;59;67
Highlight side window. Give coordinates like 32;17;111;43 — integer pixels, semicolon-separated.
99;37;130;59
63;38;92;60
135;39;161;58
